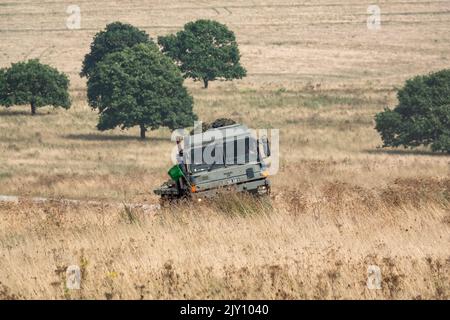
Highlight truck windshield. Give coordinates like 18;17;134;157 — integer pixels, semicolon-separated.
186;137;258;173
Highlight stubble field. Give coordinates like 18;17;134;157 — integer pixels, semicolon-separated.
0;0;449;299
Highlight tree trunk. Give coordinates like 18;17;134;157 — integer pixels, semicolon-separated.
31;102;36;115
140;125;146;139
203;78;209;89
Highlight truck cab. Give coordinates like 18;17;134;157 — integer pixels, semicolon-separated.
154;123;271;202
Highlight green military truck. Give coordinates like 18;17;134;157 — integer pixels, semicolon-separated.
154;123;271;203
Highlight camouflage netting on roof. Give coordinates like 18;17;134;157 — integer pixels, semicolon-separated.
190;118;236;134
210;118;236;129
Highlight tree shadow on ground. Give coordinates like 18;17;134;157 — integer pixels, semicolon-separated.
364;148;449;157
0;110;50;117
64;133;171;142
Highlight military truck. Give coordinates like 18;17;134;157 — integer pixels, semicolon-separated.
154;123;271;203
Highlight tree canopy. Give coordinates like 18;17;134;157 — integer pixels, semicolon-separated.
375;69;450;153
158;19;247;88
0;59;71;115
81;21;156;78
87;44;197;139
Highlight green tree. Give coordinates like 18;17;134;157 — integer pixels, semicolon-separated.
375;69;450;153
81;22;156;78
0;59;70;115
87;44;197;139
158;19;247;88
0;68;7;105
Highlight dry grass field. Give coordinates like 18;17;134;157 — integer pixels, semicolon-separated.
0;0;449;299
